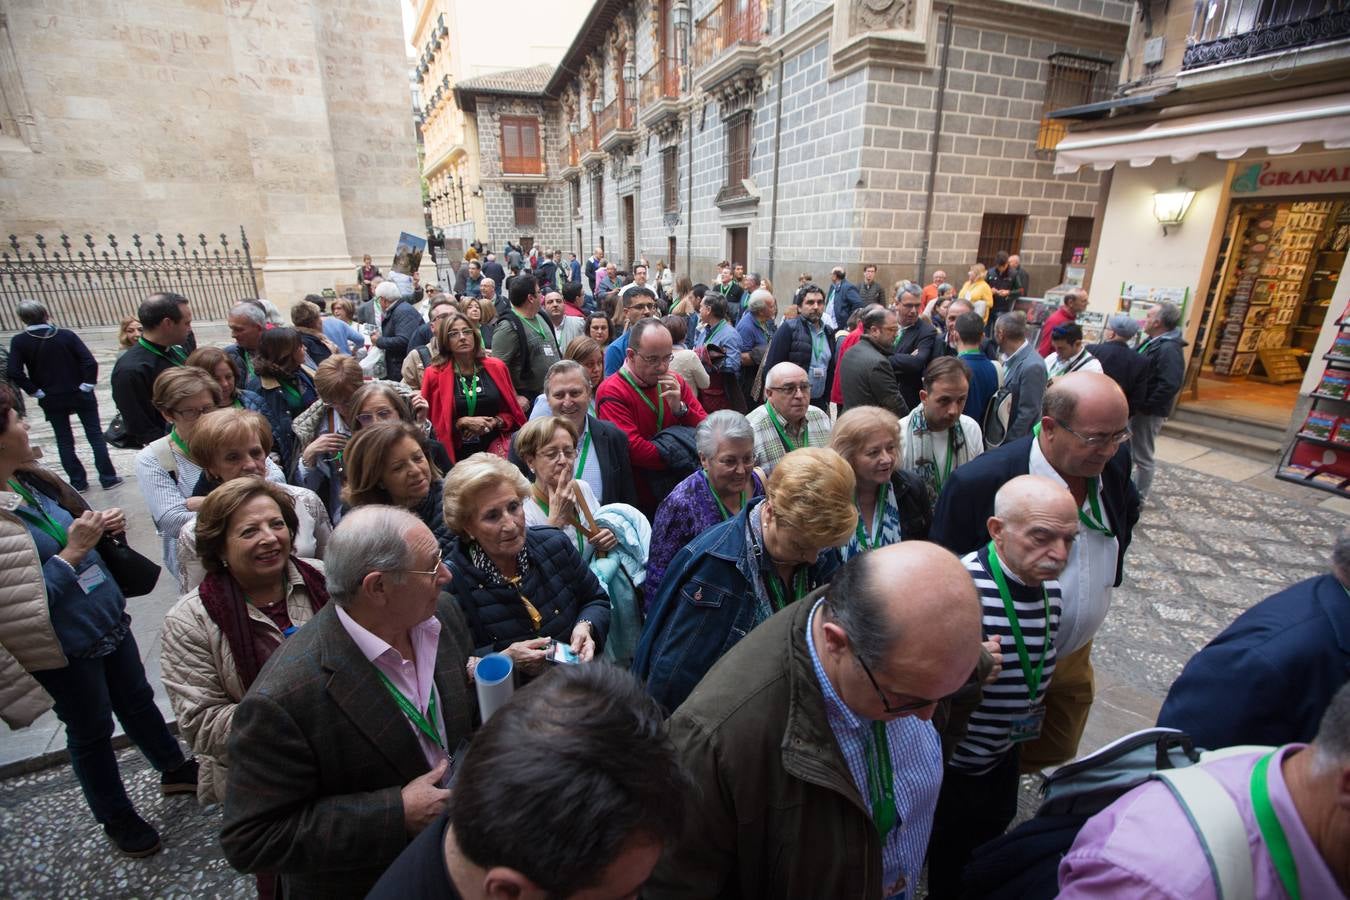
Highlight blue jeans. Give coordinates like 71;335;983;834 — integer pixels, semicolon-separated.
31;630;185;824
41;392;118;488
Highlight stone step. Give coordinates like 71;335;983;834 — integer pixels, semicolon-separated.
1169;404;1288;443
1160;417;1285;462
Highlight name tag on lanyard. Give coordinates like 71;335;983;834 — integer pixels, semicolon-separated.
1009;703;1046;743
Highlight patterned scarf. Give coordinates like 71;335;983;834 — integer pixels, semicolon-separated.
905;405;967;509
467;541;541;631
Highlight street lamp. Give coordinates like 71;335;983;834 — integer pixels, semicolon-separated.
591;96;603;114
673;0;690;35
622;60;636;89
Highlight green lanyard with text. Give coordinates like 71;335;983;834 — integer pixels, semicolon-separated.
514;309;552;346
1032;422;1114;536
986;542;1050;701
766;566;808;612
456;365;480;418
854;482;890;550
767;404;805;454
702;470;745;521
863;720;899;840
1250;751;1302;900
574;429;593;480
6;479;69;548
619;368;664;430
374;671;445;751
138;337;186;366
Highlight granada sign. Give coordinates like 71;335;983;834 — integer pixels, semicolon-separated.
1232;152;1350;196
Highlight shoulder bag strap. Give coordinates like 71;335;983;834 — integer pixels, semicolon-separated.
151;435;177;480
1154;766;1256;900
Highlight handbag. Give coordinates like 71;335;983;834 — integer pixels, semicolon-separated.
96;532;161;598
104;414;133;449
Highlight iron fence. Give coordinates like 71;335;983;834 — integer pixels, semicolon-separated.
0;229;259;331
1184;0;1350;69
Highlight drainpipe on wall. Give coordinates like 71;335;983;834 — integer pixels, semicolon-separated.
917;3;955;281
685;106;694;277
765;0;788;288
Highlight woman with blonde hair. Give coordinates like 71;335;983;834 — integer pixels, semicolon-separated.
421;311;525;462
175;408;332;592
441;453;610;677
958;262;995;323
634;446;857;710
116;315;142;355
829;405;931;561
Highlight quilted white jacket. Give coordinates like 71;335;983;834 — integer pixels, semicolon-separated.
0;497;67;728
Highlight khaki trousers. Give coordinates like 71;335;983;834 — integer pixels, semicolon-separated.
1019;640;1095;773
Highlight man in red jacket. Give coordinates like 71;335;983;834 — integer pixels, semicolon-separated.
596;318;706;512
1036;288;1089;357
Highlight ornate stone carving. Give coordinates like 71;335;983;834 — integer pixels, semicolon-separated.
850;0;913;34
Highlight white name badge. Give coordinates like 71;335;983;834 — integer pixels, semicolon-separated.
77;565;108;594
1009;704;1046;744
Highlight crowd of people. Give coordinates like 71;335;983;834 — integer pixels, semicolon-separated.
0;248;1345;900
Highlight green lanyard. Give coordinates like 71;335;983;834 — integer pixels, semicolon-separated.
6;479;69;548
514;309;552;346
1136;337;1152;354
574;429;593;480
705;320;726;344
767;404;805;454
534;493;585;555
240;349;255;378
1032;422;1113;537
935;429;956;492
170;427;192;457
986;542;1050;702
809;325;826;361
619;368;664;430
854;483;890;550
702;470;745;521
1250;752;1302;900
863;720;899;840
279;378;304;412
374;671;445;751
232;397;244;409
456;365;480;417
766;566;808;612
138;337;186;366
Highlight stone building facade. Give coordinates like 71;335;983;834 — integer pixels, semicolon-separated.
0;0;425;305
446;0;1132;294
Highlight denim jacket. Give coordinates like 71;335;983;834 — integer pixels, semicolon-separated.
633;498;841;713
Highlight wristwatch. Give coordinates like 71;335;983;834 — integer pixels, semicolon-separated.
577;619;594;638
675;402;688;417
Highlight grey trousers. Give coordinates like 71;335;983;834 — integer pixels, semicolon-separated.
1130;413;1166;499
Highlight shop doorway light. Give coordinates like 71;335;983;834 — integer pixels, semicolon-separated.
1153;189;1196;235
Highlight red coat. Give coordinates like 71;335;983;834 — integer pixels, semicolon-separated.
1036;307;1077;358
421;355;526;462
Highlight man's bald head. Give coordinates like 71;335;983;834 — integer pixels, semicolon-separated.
821;542;982;719
1039;372;1131;479
765;361;807;391
989;475;1079;585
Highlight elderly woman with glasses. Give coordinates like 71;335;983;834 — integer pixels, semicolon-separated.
441;454;610;678
515;417;618;557
175;408;332;593
342;421;453;555
645;410;764;600
634;447;857;711
421;312;525;463
829;405;932;562
161;478;329;809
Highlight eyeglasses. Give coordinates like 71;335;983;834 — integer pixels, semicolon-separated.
356;408;399;426
634;352;674;365
172;404;216;422
856;653;967;715
538;447;577;461
1052;418;1131;447
769;383;811;396
445;329;475;339
394;548;444;578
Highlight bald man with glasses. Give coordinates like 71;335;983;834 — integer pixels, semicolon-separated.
747;362;832;475
931;372;1140;774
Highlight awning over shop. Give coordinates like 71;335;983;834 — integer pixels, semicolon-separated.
1053;93;1350;174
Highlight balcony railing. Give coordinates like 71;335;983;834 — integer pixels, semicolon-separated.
640;57;683;105
597;99;636;136
690;0;765;71
568;136;579;167
501;155;545;176
1184;0;1350;69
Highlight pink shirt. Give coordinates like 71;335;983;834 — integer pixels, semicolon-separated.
1059;744;1344;900
335;606;449;776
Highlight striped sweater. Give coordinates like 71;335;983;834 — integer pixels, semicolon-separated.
950;545;1062;774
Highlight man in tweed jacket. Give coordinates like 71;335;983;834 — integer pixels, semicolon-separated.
220;507;477;899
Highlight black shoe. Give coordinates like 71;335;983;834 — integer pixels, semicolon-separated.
70;482;90;492
160;758;198;796
103;812;162;858
100;476;124;489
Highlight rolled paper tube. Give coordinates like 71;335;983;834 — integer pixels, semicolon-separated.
475;652;515;723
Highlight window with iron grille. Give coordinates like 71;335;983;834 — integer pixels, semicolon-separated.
1036;53;1113;152
593;173;605;221
722;112;751;198
513;193;537;228
570;179;581;213
662;147;679;213
500;116;543;175
977;214;1025;268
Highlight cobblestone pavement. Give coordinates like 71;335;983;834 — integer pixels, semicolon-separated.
0;350;1344;895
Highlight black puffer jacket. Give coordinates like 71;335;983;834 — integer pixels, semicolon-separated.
890;468;933;541
446;526;610;657
415;480;456;559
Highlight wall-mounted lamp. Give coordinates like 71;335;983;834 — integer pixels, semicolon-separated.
622;60;637;87
569;120;581;135
673;0;691;34
591;97;604;114
1153;189;1195;236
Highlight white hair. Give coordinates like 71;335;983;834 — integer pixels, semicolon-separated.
695;410;754;458
229;302;267;326
375;281;401;301
325;506;421;606
746;289;775;315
